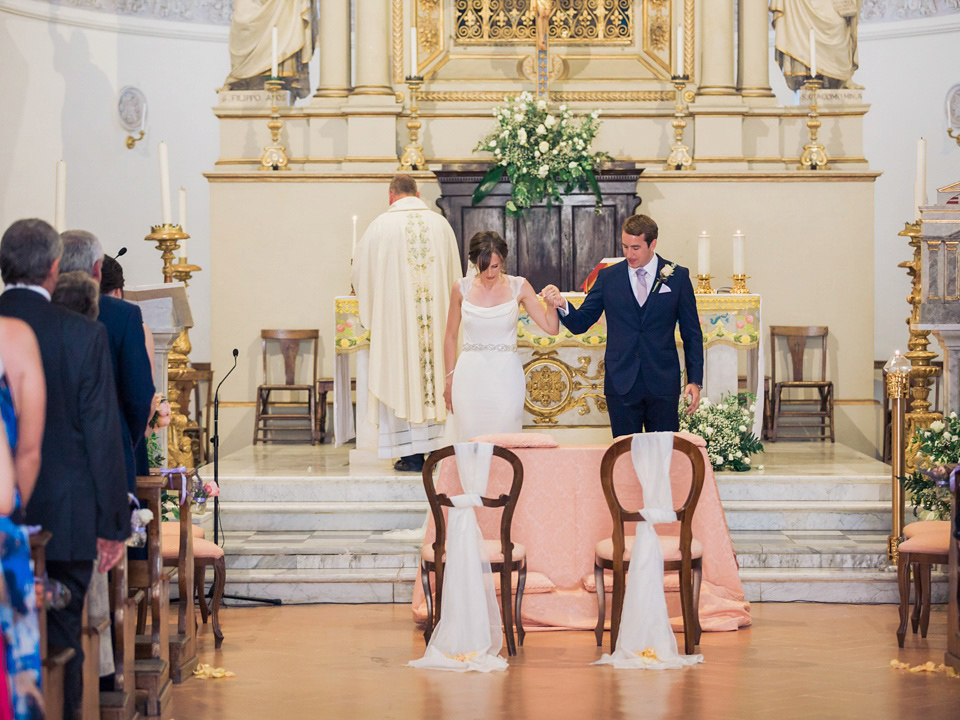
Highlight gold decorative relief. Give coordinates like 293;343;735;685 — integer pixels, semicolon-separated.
523;351;607;425
393;0;404;83
454;0;633;45
417;89;674;102
416;0;444;77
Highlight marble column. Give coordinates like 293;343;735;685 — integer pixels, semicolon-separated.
352;0;393;96
699;0;736;96
737;0;773;98
314;0;351;98
933;329;960;416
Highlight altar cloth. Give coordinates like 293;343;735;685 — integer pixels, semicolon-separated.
411;434;751;633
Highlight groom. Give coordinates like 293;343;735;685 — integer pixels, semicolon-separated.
543;214;703;437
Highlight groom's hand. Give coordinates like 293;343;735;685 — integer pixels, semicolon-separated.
683;383;701;415
541;285;565;310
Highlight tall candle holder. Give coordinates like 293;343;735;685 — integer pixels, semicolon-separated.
399;76;427;171
798;77;829;171
730;275;750;294
168;260;202;468
260;78;290;171
695;274;714;294
145;224;187;284
665;76;694;171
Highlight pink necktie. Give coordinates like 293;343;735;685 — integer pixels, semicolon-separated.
635;268;648;306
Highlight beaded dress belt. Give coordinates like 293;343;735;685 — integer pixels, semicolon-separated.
462;343;517;352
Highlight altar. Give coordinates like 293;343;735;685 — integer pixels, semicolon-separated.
333;291;763;447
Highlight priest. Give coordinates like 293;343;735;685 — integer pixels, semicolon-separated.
351;175;462;472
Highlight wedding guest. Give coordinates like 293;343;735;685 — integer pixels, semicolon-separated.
52;270;100;319
543;214;703;436
61;231;155;494
0;318;44;505
351;175;462;472
0;219;130;720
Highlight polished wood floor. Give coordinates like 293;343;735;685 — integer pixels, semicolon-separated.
170;603;960;720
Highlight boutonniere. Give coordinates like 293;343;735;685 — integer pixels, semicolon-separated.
650;262;676;295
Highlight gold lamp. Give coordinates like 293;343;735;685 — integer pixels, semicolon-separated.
884;349;911;564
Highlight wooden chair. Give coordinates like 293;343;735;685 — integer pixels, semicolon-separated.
187;362;214;464
769;325;835;442
419;445;527;656
593;435;706;655
315;377;355;444
100;552;143;720
253;329;319;444
30;531;74;720
897;525;951;647
161;534;225;651
80;593;108;720
130;474;172;716
158;472;198;683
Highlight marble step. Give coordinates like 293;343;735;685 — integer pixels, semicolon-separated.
223;567;418;605
218;500;428;531
739;567;949;603
722;500;890;531
225;543;421;572
218;476;426;504
734;546;888;569
716;475;890;502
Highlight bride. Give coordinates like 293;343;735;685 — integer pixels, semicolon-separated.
443;231;559;441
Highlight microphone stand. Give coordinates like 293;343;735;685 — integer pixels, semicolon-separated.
210;349;282;605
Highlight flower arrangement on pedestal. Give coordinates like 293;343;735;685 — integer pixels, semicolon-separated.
900;412;959;520
679;392;764;472
472;92;609;217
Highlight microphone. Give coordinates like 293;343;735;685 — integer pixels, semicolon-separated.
115;247;127;259
215;348;239;403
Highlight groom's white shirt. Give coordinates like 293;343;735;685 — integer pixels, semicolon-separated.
558;254;660;315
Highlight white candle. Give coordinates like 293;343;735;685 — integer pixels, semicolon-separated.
733;230;745;275
410;26;418;77
158;142;172;225
915;137;927;221
352;215;358;254
809;29;817;77
675;25;684;77
54;160;66;232
179;187;188;259
271;26;279;78
698;231;710;277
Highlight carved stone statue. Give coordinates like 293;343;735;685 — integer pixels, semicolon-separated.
223;0;318;99
771;0;862;91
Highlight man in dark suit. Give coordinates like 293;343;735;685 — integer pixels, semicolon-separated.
61;230;155;493
0;219;130;720
543;214;703;437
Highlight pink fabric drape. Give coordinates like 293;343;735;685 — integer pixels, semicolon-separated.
412;433;751;632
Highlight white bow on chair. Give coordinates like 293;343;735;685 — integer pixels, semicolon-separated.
409;442;508;672
594;432;704;669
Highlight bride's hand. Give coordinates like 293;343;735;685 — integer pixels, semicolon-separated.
443;378;454;413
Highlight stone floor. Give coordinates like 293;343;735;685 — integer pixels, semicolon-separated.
168;602;960;720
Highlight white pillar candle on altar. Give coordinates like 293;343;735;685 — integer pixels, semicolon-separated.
352;215;358;254
675;25;684;76
698;231;710;276
410;26;417;77
178;187;188;259
158;142;172;226
271;26;279;78
809;29;817;77
915;137;927;221
733;230;745;275
54;160;66;232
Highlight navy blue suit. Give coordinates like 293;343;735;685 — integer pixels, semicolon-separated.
98;295;155;494
560;255;703;436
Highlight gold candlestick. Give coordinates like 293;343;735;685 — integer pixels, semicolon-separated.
167;260;202;468
695;274;714;294
399;76;427;171
798;77;829;171
145;224;187;284
730;274;750;294
885;353;910;564
261;78;290;171
665;76;694;171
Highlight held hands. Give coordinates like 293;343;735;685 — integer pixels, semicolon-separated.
683;383;701;415
539;285;565;310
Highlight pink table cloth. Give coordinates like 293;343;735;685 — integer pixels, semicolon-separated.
412;433;751;632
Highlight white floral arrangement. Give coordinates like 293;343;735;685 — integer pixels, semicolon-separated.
678;392;764;472
900;411;959;520
472;92;609;216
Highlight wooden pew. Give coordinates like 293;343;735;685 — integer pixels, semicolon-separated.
100;551;143;720
80;593;107;720
30;531;74;720
130;475;172;717
163;470;199;683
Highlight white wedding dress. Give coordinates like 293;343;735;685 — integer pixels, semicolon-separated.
452;275;526;441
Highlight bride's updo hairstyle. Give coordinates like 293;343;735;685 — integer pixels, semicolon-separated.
468;231;509;273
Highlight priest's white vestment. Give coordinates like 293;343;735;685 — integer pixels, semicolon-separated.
351;196;462;458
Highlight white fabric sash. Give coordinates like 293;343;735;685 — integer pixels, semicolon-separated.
409;443;507;672
594;432;704;669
